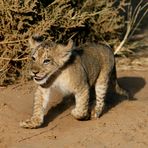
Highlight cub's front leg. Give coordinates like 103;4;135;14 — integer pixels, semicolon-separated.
20;86;50;128
71;86;90;120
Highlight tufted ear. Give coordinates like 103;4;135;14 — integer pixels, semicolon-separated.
56;39;74;65
58;39;74;53
65;39;74;52
28;35;42;49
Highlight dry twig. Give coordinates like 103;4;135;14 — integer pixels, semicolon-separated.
18;124;57;142
114;0;148;55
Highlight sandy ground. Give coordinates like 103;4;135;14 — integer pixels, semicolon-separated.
0;69;148;148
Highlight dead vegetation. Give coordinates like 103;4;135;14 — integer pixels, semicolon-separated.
0;0;147;85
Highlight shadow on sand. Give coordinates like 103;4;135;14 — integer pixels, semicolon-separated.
104;76;146;115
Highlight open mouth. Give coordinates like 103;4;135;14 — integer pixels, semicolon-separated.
34;76;45;81
33;68;60;83
33;72;51;82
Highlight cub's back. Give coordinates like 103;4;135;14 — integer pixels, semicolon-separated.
75;43;115;86
80;43;114;67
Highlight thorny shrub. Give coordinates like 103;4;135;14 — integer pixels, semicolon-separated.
0;0;134;85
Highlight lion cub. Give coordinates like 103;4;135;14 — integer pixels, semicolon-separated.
20;36;128;128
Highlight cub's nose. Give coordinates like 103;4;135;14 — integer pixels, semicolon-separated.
32;69;39;75
31;65;40;75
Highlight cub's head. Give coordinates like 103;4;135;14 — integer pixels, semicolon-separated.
29;36;73;85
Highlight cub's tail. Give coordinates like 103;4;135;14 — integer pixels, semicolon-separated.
109;65;129;99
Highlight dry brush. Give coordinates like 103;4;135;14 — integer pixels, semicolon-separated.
0;0;147;85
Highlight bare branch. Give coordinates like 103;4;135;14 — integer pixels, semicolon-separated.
114;1;148;55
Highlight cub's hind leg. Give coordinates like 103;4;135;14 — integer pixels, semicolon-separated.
92;71;109;118
20;87;50;128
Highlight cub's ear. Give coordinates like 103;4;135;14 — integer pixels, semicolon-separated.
65;39;74;52
28;35;42;49
58;39;74;52
56;39;74;65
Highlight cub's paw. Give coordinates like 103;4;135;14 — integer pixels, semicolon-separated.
91;107;104;119
20;117;43;129
71;108;89;120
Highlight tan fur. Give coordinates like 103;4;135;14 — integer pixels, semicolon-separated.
20;36;129;128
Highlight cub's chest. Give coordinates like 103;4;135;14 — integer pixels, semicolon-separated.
52;70;71;94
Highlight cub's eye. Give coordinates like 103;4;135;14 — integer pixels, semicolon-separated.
31;57;35;61
43;59;51;64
